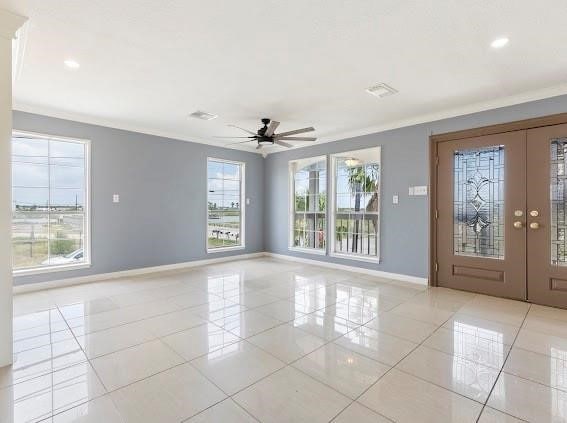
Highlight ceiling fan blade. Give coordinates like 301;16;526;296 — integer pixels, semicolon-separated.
214;136;254;139
228;124;257;136
264;120;280;137
275;127;315;137
275;140;293;148
277;136;317;141
256;144;263;150
226;139;256;146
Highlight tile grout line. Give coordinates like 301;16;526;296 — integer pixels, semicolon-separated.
474;302;532;423
326;294;482;422
12;275;447;423
14;265;559;423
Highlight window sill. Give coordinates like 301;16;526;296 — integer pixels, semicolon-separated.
207;245;245;254
330;252;380;264
288;247;326;256
13;262;92;277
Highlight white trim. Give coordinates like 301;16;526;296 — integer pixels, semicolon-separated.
206;157;245;253
329;251;380;264
288;246;326;256
288;155;327;252
13;262;91;277
14;82;567;156
207;245;245;254
13;102;265;155
11;20;28;83
0;10;27;40
330;147;382;262
13;251;428;294
265;252;428;286
13;252;265;294
11;130;92;275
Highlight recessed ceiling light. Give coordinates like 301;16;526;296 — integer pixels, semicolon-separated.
64;59;80;69
366;83;397;98
490;37;509;49
189;110;218;121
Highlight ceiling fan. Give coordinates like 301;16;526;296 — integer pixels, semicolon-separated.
216;118;317;149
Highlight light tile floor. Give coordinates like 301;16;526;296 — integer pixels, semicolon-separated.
2;257;567;422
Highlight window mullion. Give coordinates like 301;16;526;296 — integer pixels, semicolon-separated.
47;139;51;264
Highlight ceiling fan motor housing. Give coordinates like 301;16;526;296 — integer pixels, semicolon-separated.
258;118;271;136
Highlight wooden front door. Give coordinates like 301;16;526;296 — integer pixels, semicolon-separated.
527;123;567;308
432;115;567;309
435;131;527;300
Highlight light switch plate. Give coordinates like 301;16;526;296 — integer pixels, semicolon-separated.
246;198;250;205
413;186;428;196
393;195;399;204
409;186;428;196
113;194;120;203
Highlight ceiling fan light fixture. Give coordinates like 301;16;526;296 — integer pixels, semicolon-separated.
366;83;397;98
189;110;218;121
344;158;361;167
64;59;80;69
490;37;509;49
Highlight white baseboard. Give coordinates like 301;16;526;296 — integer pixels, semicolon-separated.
13;250;427;294
13;252;265;294
264;252;428;286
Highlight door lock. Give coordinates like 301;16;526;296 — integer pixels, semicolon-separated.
513;221;524;229
529;222;540;229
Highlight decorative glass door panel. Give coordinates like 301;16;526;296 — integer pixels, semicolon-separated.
527;125;567;308
436;131;526;300
550;139;567;265
453;146;505;259
435;120;567;309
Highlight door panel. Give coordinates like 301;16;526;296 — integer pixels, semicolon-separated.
527;124;567;308
436;131;527;299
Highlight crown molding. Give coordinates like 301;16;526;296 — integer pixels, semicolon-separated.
12;102;265;155
14;82;567;157
264;83;567;155
0;9;27;40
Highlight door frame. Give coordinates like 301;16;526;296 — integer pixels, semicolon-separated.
429;112;567;288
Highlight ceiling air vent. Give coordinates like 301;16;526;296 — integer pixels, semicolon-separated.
189;110;218;121
366;83;398;98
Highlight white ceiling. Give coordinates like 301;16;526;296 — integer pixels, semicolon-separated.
4;0;567;154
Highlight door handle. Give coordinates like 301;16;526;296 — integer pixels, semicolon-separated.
513;221;524;229
530;210;539;217
529;222;540;229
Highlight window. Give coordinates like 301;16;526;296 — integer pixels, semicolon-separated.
12;131;90;274
207;158;245;251
331;147;381;261
289;156;326;252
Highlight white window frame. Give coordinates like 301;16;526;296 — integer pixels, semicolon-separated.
330;147;381;264
12;130;92;276
206;157;245;253
288;155;327;256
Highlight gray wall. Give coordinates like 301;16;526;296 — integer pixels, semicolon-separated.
264;94;567;278
13;94;567;285
13;111;265;286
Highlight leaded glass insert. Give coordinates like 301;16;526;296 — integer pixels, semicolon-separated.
453;146;505;259
551;139;567;265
